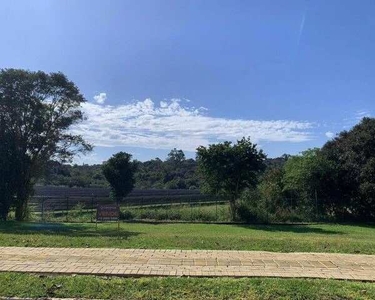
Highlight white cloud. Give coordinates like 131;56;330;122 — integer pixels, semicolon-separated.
72;99;315;152
93;92;107;104
160;101;168;108
355;110;371;120
325;131;334;138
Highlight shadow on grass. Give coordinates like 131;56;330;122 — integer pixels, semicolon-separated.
236;224;345;235
0;221;140;239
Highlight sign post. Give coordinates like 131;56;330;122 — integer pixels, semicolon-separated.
96;205;120;233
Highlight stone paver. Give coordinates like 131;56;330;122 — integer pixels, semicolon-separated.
0;247;375;281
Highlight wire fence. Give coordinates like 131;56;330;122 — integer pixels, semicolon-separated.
28;188;229;223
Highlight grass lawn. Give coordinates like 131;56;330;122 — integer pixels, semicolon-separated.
1;221;375;253
0;273;375;300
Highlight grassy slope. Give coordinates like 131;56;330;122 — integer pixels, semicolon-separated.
1;221;375;253
1;273;375;300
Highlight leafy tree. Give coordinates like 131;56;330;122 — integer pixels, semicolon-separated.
321;117;375;220
258;167;287;213
134;158;166;189
167;148;185;165
197;137;266;220
0;69;92;220
283;148;334;216
102;152;137;203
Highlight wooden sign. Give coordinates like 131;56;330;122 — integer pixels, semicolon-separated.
96;205;120;222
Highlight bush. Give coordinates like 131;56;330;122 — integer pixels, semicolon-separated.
237;189;312;223
237;200;269;223
120;210;134;220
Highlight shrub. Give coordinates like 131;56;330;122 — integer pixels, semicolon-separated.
120;210;134;220
237;200;269;223
67;203;90;222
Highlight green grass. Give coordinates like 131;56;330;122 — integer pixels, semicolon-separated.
1;221;375;253
120;204;231;222
0;273;374;299
29;203;231;223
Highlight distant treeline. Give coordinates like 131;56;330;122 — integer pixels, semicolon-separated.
39;149;286;190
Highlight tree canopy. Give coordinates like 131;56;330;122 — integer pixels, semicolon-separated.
197;137;266;219
102;152;137;202
321;117;375;220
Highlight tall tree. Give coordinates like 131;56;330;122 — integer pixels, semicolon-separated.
0;69;92;220
197;137;266;220
167;148;186;164
102;152;137;203
321;117;375;220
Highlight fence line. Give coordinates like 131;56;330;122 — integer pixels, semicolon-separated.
28;193;228;223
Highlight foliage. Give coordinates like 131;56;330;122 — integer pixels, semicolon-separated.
197;137;266;219
119;204;230;222
39;147;280;191
321;117;375;220
136;149;199;190
41;162;106;187
282;148;334;218
0;69;91;220
167;148;186;164
41;149;200;190
259;168;288;212
102;152;137;202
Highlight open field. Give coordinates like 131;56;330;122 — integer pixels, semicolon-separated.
1;222;375;254
1;273;375;300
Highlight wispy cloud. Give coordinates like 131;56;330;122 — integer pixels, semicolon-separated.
342;109;372;128
297;9;307;47
93;92;107;104
355;110;371;120
72;99;314;152
325;131;334;138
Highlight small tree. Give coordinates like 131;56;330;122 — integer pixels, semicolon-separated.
197;137;266;220
102;152;137;203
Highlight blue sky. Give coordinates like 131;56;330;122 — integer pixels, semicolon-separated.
1;0;375;163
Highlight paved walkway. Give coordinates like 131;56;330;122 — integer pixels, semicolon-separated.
1;247;375;281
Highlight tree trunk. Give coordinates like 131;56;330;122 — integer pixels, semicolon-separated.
229;177;241;221
0;203;9;221
15;179;32;221
15;199;28;221
229;198;237;221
